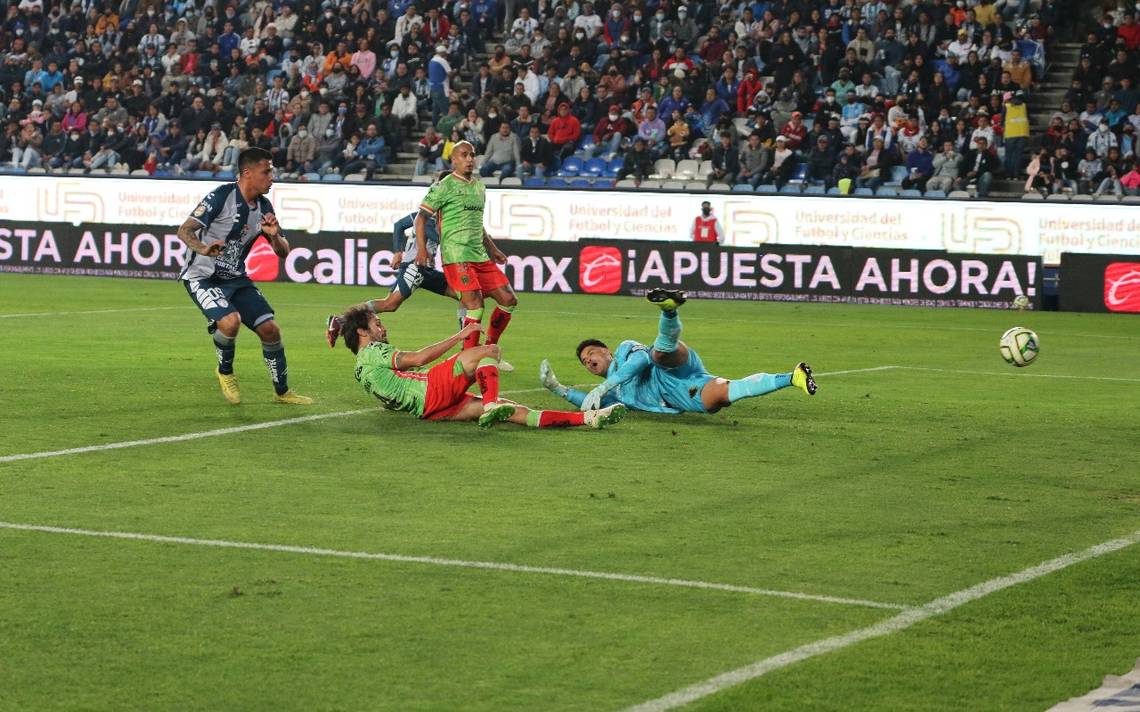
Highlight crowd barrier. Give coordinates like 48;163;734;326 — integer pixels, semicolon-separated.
1;176;1140;266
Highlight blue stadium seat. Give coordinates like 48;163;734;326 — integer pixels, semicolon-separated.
322;173;344;182
154;169;172;178
804;185;826;195
523;177;546;187
755;184;778;193
546;177;568;187
779;184;802;194
605;158;623;177
886;165;908;186
826;187;843;195
556;157;583;176
876;187;898;197
583;158;607;176
193;170;214;179
899;189;922;198
302;172;322;181
577;135;596;152
788;164;809;185
215;170;235;180
924;189;947;199
853;187;874;196
732;184;754;192
570;178;593;188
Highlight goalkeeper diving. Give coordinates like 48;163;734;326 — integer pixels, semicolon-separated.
540;288;817;414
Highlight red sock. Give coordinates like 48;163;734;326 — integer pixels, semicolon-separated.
537;410;585;428
486;307;513;345
475;360;499;403
462;316;482;350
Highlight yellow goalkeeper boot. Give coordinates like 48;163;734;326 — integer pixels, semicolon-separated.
791;362;817;396
216;369;241;405
273;390;315;405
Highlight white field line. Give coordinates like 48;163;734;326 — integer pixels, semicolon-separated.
896;366;1140;384
0;521;910;611
622;527;1140;712
0;305;184;319
0;386;553;464
0;368;895;464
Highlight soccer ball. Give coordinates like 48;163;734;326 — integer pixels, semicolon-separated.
999;327;1039;367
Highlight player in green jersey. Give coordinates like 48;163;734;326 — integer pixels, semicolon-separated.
340;304;625;430
416;141;518;352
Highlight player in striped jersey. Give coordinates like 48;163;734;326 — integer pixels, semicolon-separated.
176;147;312;405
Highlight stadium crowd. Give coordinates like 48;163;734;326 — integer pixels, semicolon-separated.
2;0;1136;197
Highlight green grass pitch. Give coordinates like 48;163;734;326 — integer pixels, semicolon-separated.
1;273;1138;711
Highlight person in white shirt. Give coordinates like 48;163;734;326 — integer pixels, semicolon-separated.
947;30;976;61
511;7;539;38
573;1;603;38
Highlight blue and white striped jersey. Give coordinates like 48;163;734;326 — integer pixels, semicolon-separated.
179;183;274;281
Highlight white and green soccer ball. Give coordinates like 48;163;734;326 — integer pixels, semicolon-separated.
999;326;1039;367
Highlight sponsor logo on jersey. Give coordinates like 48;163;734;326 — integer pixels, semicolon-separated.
1104;262;1140;313
245;237;280;282
578;246;622;294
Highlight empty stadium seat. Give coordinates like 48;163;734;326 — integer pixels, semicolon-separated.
674;159;700;178
853;187;875;196
1045;193;1070;201
683;181;708;191
804;185;826;195
547;177;569;187
947;190;971;198
556;157;583;176
661;181;687;190
787;164;809;185
885;166;908;186
302;172;322;181
899;189;922;198
653;159;675;178
708;182;731;191
755;184;778;193
523;177;546;187
615;179;638;188
924;190;947;199
344;173;366;182
732;183;754;192
826;187;843;195
604;159;622;178
570;178;593;188
1020;192;1044;201
321;173;344;182
193;170;214;178
1094;194;1120;202
779;184;802;194
411;174;434;184
583;158;607;176
499;177;523;186
695;160;714;177
876;187;899;197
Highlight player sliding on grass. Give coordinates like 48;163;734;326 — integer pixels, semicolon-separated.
323;205;515;369
540;289;817;414
340;305;625;430
417;141;518;352
176;146;312;406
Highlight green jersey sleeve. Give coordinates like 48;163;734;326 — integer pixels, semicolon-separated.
354;342;429;417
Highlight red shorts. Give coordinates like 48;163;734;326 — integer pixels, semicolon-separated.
422;354;476;420
443;260;509;293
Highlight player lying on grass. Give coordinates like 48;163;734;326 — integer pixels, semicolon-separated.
540;289;817;414
340;305;626;430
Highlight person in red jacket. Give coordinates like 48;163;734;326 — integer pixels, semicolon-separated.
779;111;808;150
592;104;631;157
548;101;582;162
692;201;724;243
1119;11;1140;50
737;68;763;114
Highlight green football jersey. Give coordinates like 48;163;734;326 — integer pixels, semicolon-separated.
354;341;429;416
418;173;490;265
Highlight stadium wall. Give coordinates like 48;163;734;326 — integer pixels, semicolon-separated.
1;177;1140;266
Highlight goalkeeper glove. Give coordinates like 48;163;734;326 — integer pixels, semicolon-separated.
581;383;608;412
539;359;568;396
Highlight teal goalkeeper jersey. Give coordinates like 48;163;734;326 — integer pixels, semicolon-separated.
418;173;490;265
355;341;429;416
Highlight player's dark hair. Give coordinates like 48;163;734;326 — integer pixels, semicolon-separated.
341;305;373;354
238;146;273;173
575;339;607;361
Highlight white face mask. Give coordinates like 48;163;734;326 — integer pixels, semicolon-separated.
70;133;79;140
655;13;665;20
633;13;641;20
298;130;308;137
612;10;620;18
390;49;399;57
488;111;498;118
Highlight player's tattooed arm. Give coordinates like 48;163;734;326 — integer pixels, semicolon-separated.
482;229;507;264
413;210;431;266
176;218;222;257
394;323;483;368
261;213;290;257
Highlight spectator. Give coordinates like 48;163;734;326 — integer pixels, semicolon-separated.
856;137;894;191
286;125;319;174
436;101;464;139
1120;160;1140;196
902;138;935;191
392;85;418;129
1024;148;1055;196
9;120;43;169
342;125;387;179
592;104;631;158
666;109;690;161
1003;90;1030;175
481;121;521;178
831;145;863;191
618;136;653;183
806;135;834;184
548;102;582;163
779;111;808;151
957;136;999;197
427;44;452;127
928;141;962;193
520;122;554;177
415;126;444;175
1077;148;1103;194
761;135;798;188
707;131;740;187
637;105;667;157
1087;120;1118;158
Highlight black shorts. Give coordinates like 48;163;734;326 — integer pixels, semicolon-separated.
183;275;275;330
393;263;450;299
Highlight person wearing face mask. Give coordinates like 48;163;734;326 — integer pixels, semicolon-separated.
691;201;724;244
648;8;672;41
674;5;698;48
1087;119;1119;158
286;124;319;173
573;2;603;40
592;103;630;157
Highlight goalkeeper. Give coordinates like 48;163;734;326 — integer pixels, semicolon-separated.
540;289;817;414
